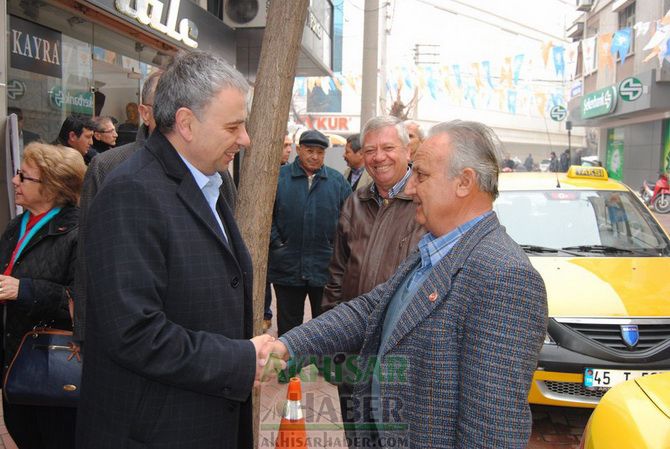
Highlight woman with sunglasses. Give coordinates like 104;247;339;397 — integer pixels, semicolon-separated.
0;142;85;449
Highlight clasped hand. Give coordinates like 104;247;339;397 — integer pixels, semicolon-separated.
250;334;290;387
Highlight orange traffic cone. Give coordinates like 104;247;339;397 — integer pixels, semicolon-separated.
275;377;308;449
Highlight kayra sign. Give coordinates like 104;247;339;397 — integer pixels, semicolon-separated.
582;86;617;119
10;15;62;79
115;0;199;48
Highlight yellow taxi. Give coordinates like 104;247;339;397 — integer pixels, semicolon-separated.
580;372;670;448
495;166;670;408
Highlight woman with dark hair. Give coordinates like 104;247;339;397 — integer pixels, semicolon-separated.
0;142;86;449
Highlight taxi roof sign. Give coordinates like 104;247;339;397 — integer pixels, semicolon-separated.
566;165;609;180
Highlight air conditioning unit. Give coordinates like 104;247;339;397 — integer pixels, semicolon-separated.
567;20;585;39
576;0;593;12
223;0;268;28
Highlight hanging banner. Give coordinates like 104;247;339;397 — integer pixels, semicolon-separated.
513;54;524;85
606;128;624;181
481;60;495;89
582;36;597;75
552;46;565;77
565;42;580;80
634;21;651;37
598;33;614;71
611;28;632;63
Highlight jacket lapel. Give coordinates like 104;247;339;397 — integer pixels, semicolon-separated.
146;132;239;263
379;213;501;355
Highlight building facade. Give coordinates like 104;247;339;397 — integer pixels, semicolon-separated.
1;0;334;227
567;0;670;186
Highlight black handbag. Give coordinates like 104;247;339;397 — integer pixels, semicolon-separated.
3;327;82;408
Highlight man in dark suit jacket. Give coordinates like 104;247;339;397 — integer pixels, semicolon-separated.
76;51;275;449
73;70;239;341
263;120;548;448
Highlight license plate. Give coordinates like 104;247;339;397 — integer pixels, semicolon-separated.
584;368;665;389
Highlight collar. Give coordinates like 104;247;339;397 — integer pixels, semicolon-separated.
178;154;222;192
369;167;412;205
290;157;326;178
418;211;493;270
350;166;365;176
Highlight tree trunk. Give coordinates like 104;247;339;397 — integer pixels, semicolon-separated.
234;1;309;446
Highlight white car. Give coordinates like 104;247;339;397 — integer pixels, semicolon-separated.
539;159;551;172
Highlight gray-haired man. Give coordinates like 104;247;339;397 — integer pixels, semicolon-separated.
76;52;275;449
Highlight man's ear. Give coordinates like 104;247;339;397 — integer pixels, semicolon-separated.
67;130;77;145
456;168;477;197
138;104;152;124
174;107;195;142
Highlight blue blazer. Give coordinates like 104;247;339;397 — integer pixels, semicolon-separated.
76;132;256;449
282;213;548;448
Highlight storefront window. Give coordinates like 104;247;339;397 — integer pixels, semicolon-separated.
7;0;164;150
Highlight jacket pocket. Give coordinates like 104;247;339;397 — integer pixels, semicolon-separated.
129;380;168;443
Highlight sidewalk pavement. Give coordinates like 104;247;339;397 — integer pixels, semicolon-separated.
0;212;668;449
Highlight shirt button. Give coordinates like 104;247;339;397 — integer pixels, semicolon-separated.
230;277;239;288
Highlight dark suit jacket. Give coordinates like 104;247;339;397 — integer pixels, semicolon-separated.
73;125;238;340
281;213;548;448
75;131;255;449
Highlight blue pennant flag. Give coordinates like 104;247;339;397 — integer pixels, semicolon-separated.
482;61;495;89
452;65;462;88
507;89;517;114
552;46;565;77
425;67;440;100
464;84;477;108
611;28;632;63
402;67;414;89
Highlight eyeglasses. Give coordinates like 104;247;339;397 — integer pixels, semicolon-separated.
98;128;117;134
16;169;41;183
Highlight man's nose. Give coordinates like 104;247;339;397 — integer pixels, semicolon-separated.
405;173;417;194
238;126;251;147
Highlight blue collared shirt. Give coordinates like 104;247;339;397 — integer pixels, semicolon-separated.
348;166;364;188
370;167;412;206
407;211;493;291
178;154;228;242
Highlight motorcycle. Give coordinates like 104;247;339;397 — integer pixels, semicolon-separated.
641;173;670;214
640;180;653;205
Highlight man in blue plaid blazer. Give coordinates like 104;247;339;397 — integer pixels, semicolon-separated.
264;120;548;448
76;52;275;449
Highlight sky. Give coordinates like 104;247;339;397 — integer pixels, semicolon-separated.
340;0;580;70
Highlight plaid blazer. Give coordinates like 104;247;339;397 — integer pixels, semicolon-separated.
281;213;548;449
76;131;255;449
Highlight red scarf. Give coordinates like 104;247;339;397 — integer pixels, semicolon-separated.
4;211;47;275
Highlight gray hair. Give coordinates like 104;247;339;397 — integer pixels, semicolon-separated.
403;120;425;140
361;115;409;147
93;116;114;129
154;51;249;133
428;120;503;199
141;69;163;106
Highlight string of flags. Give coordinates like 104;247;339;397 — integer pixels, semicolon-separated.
293;9;670;118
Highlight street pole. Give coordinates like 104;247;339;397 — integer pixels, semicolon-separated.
566;120;572;161
360;0;380;127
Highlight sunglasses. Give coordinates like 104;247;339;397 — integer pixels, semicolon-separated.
16;169;41;183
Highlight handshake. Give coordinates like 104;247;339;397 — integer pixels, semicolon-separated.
250;334;290;387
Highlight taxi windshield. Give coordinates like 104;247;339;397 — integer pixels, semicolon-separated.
494;190;670;256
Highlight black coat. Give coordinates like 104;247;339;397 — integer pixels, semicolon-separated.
0;206;78;370
76;131;255;449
